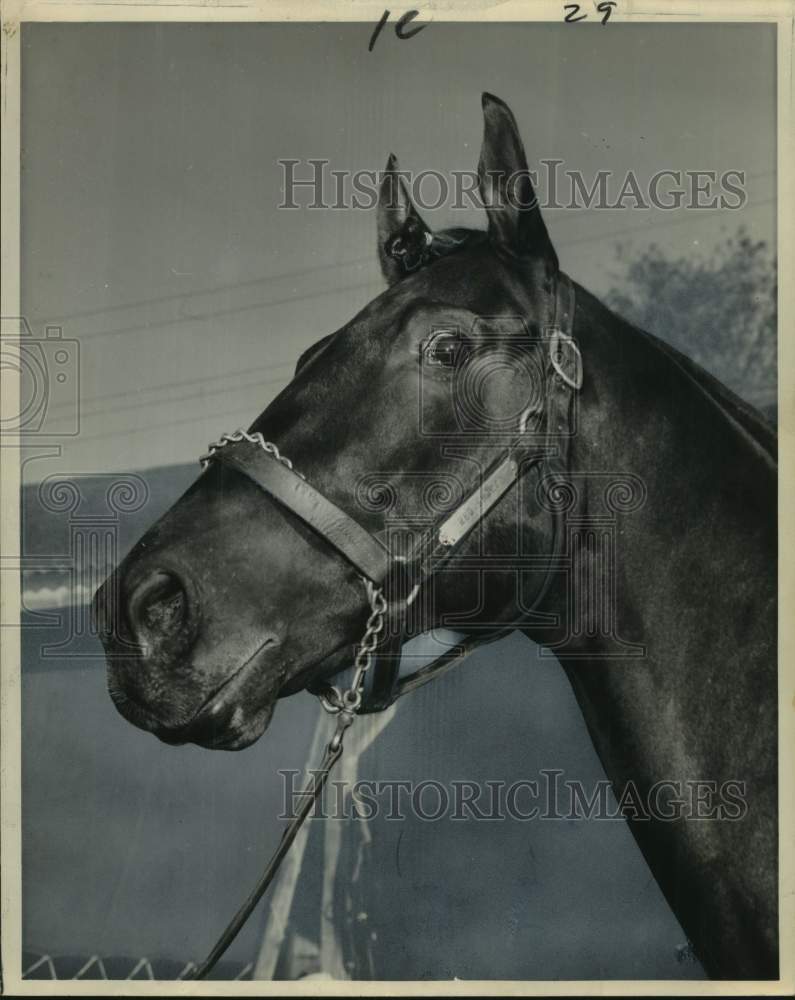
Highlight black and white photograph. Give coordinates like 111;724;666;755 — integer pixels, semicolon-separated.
1;1;792;992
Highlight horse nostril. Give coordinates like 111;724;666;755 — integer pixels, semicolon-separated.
129;570;188;640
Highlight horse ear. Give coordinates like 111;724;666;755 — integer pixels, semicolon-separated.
377;153;433;285
478;93;557;273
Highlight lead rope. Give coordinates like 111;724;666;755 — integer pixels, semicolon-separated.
189;434;387;980
186;728;343;981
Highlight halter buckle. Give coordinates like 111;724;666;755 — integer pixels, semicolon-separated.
549;328;583;390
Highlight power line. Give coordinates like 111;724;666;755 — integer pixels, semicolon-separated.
37;196;776;437
555;196;775;250
31;256;374;328
76;370;290;422
44;359;298;414
50;196;775;348
28;172;776;333
73;401;274;446
73;277;379;343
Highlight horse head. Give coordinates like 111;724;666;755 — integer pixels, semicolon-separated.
93;91;779;980
93;93;581;751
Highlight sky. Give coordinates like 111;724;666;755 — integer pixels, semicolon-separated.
19;21;776;481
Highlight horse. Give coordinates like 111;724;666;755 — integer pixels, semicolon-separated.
93;93;778;980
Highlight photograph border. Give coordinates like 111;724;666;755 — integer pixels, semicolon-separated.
1;1;792;994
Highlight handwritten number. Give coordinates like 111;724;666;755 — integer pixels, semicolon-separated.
369;9;427;50
565;1;616;22
564;3;587;22
368;9;391;51
596;1;616;23
395;10;427;40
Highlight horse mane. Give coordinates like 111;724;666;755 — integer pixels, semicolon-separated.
635;324;777;467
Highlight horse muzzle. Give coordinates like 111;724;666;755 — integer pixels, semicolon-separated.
94;561;284;750
105;637;281;751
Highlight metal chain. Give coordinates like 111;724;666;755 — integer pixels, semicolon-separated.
200;429;305;479
200;429;388;725
318;579;388;720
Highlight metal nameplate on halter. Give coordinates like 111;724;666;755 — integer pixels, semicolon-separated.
438;456;519;547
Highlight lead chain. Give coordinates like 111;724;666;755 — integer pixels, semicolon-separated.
318;579;388;724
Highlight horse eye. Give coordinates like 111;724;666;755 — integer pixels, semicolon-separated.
423;329;468;368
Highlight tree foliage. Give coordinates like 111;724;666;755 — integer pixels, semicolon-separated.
604;229;777;416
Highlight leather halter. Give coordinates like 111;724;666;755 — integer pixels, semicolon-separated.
207;272;580;713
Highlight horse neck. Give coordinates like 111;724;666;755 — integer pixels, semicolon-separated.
530;279;778;807
529;286;778;978
548;283;776;663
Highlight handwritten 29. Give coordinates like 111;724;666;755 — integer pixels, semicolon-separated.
564;2;617;24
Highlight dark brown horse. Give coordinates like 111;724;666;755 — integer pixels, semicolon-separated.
94;93;777;980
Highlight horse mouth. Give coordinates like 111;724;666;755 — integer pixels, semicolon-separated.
110;636;283;751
